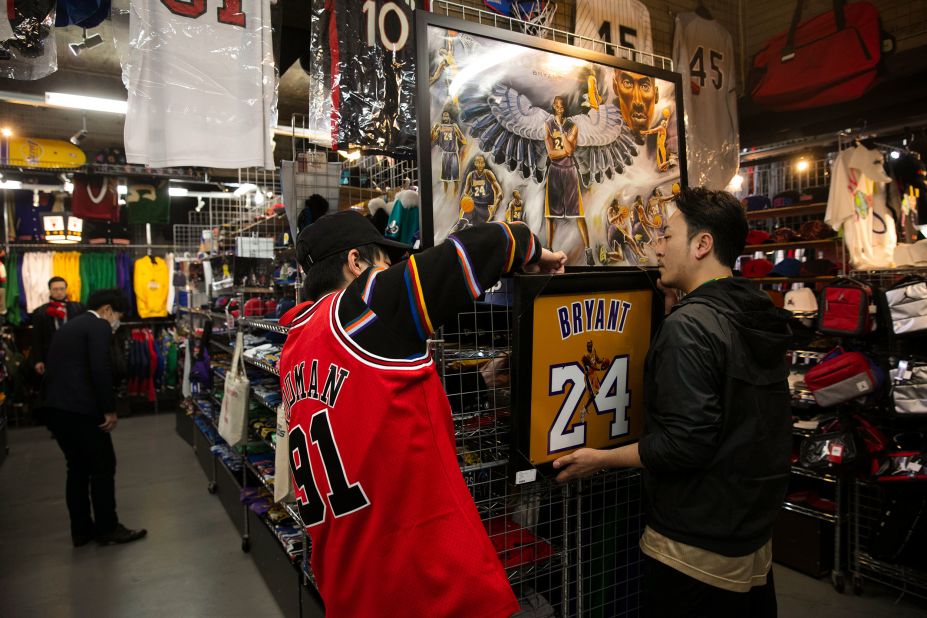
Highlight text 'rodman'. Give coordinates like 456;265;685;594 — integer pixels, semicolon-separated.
282;360;350;411
558;298;633;340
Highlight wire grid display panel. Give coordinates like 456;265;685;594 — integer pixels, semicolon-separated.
851;480;927;601
441;299;644;616
173;224;212;254
186;196;251;229
737;157;830;200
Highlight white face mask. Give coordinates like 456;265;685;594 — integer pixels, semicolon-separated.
110;318;121;333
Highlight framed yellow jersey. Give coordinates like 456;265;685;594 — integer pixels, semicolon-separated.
512;269;661;468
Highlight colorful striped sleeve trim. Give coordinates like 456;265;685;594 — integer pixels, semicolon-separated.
344;308;377;336
362;266;385;304
492;221;517;272
449;236;481;299
404;255;434;340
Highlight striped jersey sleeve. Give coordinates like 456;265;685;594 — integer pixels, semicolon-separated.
338;222;541;359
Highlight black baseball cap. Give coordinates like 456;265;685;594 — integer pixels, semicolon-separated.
296;210;411;269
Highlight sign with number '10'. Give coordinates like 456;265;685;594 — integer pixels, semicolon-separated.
528;289;652;464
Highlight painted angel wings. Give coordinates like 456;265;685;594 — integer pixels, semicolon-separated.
459;83;638;184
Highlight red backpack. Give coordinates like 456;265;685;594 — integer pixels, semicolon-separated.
818;278;877;336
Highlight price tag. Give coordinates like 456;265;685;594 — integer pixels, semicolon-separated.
905;461;923;473
515;469;537;485
828;443;844;463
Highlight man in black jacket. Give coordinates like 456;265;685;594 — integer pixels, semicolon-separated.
554;188;792;617
43;289;147;547
29;276;83;377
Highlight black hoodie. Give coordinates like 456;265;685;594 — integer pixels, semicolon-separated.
638;277;793;557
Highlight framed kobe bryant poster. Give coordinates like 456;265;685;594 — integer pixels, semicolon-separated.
511;270;663;469
416;11;687;267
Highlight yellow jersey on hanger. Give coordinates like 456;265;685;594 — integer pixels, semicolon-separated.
134;256;169;318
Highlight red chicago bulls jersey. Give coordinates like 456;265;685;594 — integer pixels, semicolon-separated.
279;293;518;618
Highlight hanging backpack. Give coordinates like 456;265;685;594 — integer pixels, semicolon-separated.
818;278;877;336
885;276;927;335
804;347;883;407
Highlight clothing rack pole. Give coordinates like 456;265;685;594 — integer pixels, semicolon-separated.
145;224;152;256
3;190;9;257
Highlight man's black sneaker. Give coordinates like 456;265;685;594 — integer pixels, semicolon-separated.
72;534;94;548
96;524;147;546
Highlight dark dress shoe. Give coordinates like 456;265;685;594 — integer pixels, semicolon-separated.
72;534;94;547
96;524;148;546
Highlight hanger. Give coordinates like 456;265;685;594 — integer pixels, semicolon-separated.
695;1;713;19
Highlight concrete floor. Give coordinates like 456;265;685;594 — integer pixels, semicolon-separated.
0;414;283;618
1;413;925;618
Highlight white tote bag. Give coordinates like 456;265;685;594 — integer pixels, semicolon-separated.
218;331;250;447
273;404;296;503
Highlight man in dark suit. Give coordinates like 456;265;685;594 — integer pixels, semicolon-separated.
43;289;147;547
30;276;84;377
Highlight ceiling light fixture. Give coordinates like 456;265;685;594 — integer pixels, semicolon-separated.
45;92;128;115
0;180;23;189
1;127;11;138
68;29;104;56
168;187;189;197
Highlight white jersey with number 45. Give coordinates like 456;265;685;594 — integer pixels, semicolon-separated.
573;0;653;56
672;12;739;191
125;0;277;169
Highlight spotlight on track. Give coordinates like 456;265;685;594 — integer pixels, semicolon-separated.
69;29;104;56
69;115;88;145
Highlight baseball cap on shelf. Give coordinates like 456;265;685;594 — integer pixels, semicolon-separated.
741;258;775;278
800;258;840;276
746;229;771;246
296;210;411;270
243;298;264;317
742;195;771;212
798;186;829;203
773;227;801;243
772;190;801;208
800;220;837;240
770;257;802;278
784;287;818;314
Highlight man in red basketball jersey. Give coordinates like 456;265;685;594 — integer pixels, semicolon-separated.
279;211;565;616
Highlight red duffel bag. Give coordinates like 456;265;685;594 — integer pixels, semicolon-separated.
751;0;883;111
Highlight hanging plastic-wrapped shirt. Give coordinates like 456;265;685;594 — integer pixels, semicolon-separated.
0;0;57;80
307;0;424;155
122;0;277;169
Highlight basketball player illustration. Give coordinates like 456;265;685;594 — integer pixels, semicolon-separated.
431;110;466;194
505;189;525;223
643;188;674;238
640;108;671;172
459;154;502;227
613;69;658;143
604;198;647;265
579;340;609;419
545;96;594;265
459;79;637;265
430;33;459;104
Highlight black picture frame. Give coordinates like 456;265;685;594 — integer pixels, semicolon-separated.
510;268;664;475
415;10;688;251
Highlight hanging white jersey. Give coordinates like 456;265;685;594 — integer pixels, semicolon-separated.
672;12;738;190
573;0;653;57
124;0;277;169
